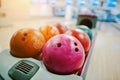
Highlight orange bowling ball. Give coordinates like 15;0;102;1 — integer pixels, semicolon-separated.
39;25;60;41
10;28;45;58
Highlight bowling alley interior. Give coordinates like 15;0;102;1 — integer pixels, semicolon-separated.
0;0;120;80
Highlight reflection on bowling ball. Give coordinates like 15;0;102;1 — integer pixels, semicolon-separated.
39;25;60;42
56;23;69;34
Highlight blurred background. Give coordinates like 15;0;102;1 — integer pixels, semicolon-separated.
0;0;120;19
0;0;120;80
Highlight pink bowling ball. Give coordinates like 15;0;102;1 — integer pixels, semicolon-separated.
42;34;85;75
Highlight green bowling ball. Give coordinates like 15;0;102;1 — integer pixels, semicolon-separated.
76;25;93;40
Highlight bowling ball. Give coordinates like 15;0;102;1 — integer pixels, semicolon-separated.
56;23;69;34
76;25;93;40
39;25;60;41
66;29;91;53
10;28;45;58
42;34;85;75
